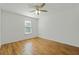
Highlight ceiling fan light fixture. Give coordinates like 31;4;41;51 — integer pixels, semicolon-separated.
30;3;48;15
35;10;41;15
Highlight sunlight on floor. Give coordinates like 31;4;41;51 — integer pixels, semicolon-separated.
22;42;33;55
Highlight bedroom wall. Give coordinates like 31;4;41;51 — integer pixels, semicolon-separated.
0;8;1;46
39;4;79;47
1;10;38;44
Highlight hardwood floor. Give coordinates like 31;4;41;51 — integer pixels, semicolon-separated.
0;37;79;55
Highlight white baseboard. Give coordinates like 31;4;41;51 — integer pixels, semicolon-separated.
39;35;79;47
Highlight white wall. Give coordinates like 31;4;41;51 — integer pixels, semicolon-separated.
39;4;79;47
1;10;38;44
0;8;1;46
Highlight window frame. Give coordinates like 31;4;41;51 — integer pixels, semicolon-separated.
24;20;32;34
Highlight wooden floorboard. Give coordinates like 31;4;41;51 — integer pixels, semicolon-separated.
0;37;79;55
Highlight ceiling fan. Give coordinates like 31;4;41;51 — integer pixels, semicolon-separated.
30;3;48;15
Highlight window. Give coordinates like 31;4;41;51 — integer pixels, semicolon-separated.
24;20;32;34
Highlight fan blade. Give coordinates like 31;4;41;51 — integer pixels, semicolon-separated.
40;10;48;12
40;3;45;8
30;10;35;12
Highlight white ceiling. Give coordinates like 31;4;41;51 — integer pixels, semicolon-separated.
0;3;48;18
0;3;79;18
